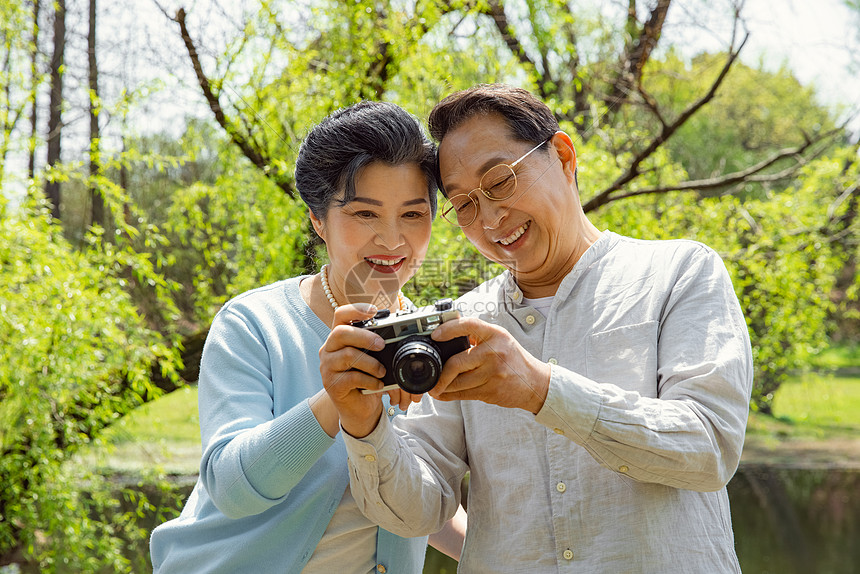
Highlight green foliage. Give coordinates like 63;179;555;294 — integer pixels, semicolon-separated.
162;168;308;324
105;120;308;327
808;343;860;371
0;191;180;570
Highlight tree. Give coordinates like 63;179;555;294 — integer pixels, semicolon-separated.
44;0;65;220
27;0;41;180
0;191;181;569
88;0;105;228
157;0;517;272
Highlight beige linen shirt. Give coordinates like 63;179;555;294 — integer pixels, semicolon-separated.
344;231;754;573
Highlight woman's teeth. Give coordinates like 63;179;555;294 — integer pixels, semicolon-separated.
366;257;403;266
499;221;530;246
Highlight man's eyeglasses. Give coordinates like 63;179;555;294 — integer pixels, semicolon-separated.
440;137;552;227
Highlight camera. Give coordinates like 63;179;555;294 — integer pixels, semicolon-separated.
353;298;470;394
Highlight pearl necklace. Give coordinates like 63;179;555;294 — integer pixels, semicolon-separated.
319;264;407;311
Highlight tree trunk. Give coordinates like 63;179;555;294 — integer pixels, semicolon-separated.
45;0;65;220
88;0;104;228
27;0;40;180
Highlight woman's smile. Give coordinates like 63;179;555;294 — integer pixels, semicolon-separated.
365;256;407;274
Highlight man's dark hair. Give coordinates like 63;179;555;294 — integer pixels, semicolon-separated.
295;100;437;220
428;84;559;146
427;84;566;195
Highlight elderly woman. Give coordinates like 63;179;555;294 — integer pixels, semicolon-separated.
150;101;465;573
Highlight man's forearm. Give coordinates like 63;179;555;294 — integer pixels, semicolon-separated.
342;413;462;537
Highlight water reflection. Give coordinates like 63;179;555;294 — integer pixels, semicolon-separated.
730;465;860;574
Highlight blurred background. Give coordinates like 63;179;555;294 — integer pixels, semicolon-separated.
1;0;858;571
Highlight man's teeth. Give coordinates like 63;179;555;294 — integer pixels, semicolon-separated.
499;222;530;246
367;257;402;266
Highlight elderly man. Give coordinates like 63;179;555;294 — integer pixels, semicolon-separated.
323;84;753;573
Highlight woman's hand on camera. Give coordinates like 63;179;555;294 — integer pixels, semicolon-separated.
320;303;419;438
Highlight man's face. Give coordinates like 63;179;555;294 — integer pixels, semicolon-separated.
437;114;581;290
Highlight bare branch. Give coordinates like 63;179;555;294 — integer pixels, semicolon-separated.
608;0;672;107
583;128;841;211
486;0;536;69
584;30;750;212
484;0;561;101
168;7;297;196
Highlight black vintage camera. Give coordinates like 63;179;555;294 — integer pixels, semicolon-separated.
354;298;470;394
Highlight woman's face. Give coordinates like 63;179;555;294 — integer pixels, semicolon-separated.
310;161;433;307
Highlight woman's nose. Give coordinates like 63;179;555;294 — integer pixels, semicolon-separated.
375;221;406;249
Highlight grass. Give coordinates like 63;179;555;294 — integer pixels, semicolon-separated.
79;385;202;475
746;372;860;440
85;346;860;474
806;344;860;372
744;344;860;465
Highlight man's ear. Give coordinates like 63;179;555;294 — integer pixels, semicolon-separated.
309;210;326;243
550;131;577;184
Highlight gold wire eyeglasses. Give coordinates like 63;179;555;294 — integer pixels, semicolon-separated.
440;137;552;227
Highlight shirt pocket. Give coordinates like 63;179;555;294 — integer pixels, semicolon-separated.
586;320;659;398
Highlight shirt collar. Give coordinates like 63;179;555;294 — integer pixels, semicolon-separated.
502;230;617;306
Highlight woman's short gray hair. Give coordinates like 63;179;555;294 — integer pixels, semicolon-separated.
295;101;437;220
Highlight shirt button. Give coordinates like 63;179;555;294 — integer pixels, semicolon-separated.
619;465;629;473
513;291;521;300
376;564;387;573
553;428;565;435
563;549;574;560
365;454;376;462
387;406;396;416
548;358;558;365
525;314;536;325
556;481;566;493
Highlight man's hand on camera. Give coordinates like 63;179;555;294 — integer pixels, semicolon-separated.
429;317;551;414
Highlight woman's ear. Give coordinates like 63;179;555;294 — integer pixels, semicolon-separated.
309;210;326;243
551;131;577;184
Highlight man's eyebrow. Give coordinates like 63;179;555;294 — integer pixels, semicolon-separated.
477;156;509;175
443;156;509;195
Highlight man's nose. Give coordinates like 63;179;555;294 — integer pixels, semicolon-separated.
479;196;509;230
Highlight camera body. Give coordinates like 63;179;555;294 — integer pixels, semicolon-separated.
353;298;470;394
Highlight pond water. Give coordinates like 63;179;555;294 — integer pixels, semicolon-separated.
729;465;859;574
422;464;860;574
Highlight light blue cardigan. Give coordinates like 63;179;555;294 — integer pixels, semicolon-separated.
150;277;428;573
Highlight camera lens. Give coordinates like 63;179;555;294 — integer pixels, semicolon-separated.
392;337;442;394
